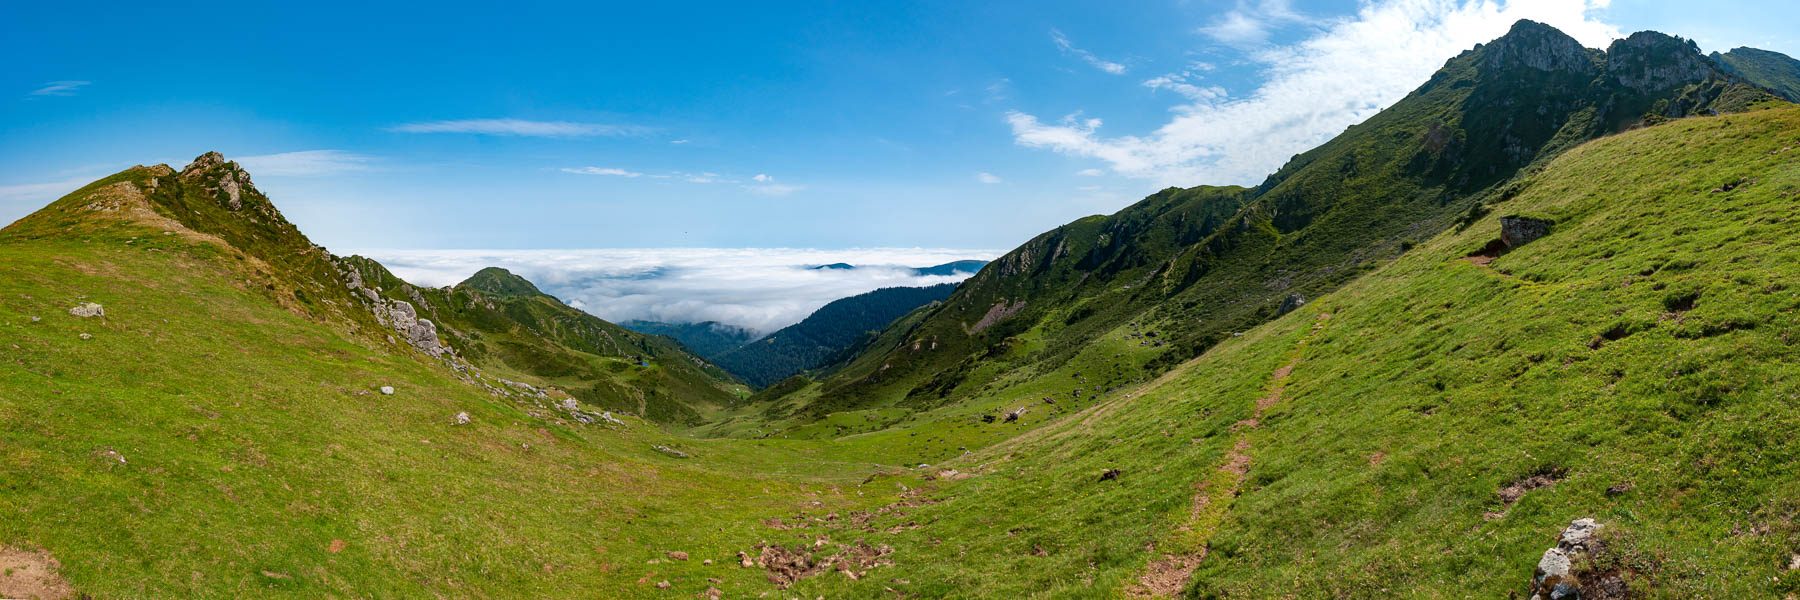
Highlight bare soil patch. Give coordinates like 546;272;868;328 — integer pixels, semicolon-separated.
0;545;74;600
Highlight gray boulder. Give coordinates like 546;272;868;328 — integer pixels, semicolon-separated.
1278;293;1307;315
1530;518;1602;600
69;302;105;318
1500;216;1552;248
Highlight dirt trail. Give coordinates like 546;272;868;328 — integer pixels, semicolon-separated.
1126;313;1330;598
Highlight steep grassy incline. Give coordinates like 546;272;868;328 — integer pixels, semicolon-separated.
777;22;1778;428
746;105;1800;598
0;173;908;599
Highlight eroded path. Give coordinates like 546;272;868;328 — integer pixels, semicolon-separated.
1127;313;1332;598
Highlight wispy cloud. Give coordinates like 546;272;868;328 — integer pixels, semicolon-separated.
237;150;375;176
1050;29;1127;74
562;166;643;177
388;118;651;137
1076;168;1105;176
1199;0;1314;47
352;248;1001;333
976;172;1003;184
29;81;90;97
1010;0;1622;186
1143;62;1226;101
744;183;803;196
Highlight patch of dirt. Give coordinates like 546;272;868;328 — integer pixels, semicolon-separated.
0;545;74;600
750;541;893;588
967;299;1027;334
1461;238;1508;267
1486;469;1564;519
1129;553;1203;597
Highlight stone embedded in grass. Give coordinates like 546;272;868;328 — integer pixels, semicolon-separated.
1500;216;1552;248
379;386;394;395
1529;518;1602;600
666;550;688;561
78;333;92;340
453;412;470;425
653;445;689;458
1278;293;1307;315
69;302;105;318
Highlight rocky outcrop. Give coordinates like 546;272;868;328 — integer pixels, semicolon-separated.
68;302;104;318
1481;20;1597;74
1606;31;1714;94
1277;293;1306;316
1500;216;1553;248
181;151;252;211
1529;518;1607;600
331;257;448;358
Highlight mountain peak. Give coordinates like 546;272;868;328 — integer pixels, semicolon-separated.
1477;19;1594;74
1606;30;1713;93
459;267;546;298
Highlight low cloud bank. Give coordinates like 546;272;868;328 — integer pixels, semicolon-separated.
351;248;1000;334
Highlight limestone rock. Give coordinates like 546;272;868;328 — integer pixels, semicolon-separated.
1278;293;1307;315
69;302;105;318
1529;518;1602;600
453;411;470;425
1500;216;1552;248
379;386;395;395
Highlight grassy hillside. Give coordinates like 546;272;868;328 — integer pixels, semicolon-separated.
726;100;1800;599
767;21;1778;430
1715;46;1800;102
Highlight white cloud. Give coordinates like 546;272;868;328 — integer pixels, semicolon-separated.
744;183;803;196
1011;0;1622;186
351;248;1002;333
1050;28;1128;74
670;139;690;144
562;166;643;177
30;81;89;97
1143;61;1229;101
1076;168;1106;176
388;118;650;137
976;172;1003;184
1200;0;1315;47
752;174;772;182
236;150;374;176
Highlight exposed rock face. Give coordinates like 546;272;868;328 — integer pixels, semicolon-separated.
1277;293;1307;315
1530;518;1603;600
1482;20;1597;74
969;299;1026;334
1607;31;1713;94
68;303;105;318
1500;216;1553;248
180;151;254;211
331;257;448;357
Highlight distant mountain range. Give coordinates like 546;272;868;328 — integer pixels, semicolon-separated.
808;260;988;277
620;320;758;359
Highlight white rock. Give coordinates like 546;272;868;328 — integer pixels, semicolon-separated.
453;411;471;425
379;386;395;395
69;302;105;318
79;333;93;340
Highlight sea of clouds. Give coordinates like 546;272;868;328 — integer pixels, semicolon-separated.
350;248;1001;334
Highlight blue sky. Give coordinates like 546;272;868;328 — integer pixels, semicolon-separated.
3;1;1796;251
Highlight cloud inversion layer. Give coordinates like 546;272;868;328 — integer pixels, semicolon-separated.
353;248;1000;334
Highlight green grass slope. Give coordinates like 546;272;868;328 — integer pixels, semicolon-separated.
1714;46;1800;102
0;167;907;598
747;104;1800;598
770;22;1777;429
